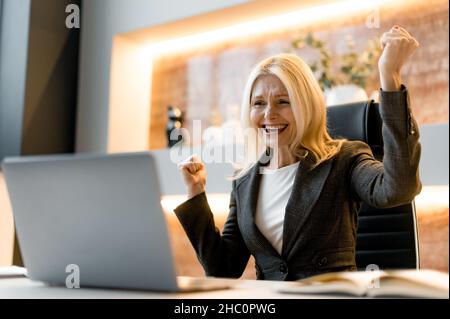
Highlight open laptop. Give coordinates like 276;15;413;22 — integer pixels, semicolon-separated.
2;152;232;292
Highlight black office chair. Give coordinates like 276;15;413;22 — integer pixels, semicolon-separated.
326;100;420;270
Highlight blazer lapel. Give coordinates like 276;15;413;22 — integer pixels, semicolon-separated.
237;152;335;260
281;153;334;259
237;162;280;257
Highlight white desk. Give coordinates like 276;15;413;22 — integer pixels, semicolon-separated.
0;277;338;299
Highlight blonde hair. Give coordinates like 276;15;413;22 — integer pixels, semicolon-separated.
233;53;345;179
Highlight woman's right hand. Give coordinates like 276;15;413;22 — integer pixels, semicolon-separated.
178;154;207;199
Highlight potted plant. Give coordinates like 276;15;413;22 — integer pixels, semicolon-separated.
291;32;382;105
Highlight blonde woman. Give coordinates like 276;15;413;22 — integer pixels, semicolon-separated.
175;26;421;280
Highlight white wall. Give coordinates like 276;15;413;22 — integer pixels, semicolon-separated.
76;0;248;153
0;0;31;266
419;124;449;185
0;0;30;160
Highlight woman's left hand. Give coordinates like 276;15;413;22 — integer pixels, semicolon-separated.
378;25;419;91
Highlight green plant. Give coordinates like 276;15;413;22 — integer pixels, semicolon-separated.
291;33;336;90
340;35;381;89
291;32;382;91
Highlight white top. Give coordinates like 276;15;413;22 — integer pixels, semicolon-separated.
255;161;299;255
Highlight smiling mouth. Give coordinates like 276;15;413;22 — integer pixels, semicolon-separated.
262;124;288;134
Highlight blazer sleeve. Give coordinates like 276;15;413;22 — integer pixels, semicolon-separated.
173;182;250;278
350;85;422;208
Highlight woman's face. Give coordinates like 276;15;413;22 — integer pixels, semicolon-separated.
250;74;295;147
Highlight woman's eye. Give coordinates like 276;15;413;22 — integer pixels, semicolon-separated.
252;101;265;107
279;100;290;105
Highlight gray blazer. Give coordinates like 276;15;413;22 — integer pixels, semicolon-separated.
174;86;422;281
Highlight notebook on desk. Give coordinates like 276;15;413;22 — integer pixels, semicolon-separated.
2;152;232;292
275;269;449;298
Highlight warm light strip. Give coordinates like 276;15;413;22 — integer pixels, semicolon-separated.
146;0;389;57
161;185;449;216
414;185;449;212
161;193;231;216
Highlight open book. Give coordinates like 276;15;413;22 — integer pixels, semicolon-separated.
275;269;449;298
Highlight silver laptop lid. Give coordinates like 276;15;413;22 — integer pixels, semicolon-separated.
2;152;178;291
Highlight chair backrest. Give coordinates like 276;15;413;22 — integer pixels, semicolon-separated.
326;100;419;270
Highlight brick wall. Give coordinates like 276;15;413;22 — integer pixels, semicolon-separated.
149;0;448;149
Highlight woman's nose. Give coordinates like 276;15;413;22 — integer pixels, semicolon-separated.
263;104;277;119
